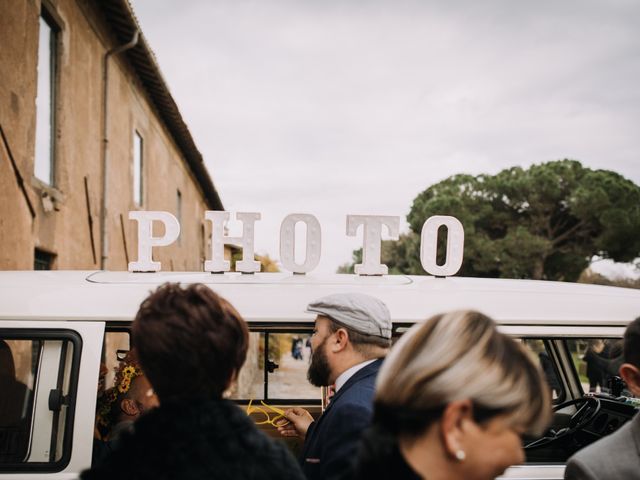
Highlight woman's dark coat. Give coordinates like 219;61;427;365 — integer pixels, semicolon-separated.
346;425;422;480
81;398;305;480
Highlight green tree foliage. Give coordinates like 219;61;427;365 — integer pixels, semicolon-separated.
337;234;423;274
340;160;640;281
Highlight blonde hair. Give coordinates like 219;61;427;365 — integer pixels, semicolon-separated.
375;310;551;437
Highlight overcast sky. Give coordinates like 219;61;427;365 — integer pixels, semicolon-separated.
131;0;640;276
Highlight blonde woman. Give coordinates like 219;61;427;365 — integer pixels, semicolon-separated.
348;310;552;480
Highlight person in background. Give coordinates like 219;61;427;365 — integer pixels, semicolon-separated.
82;283;304;480
292;336;304;360
583;339;606;392
92;351;158;466
277;293;392;480
564;317;640;480
348;310;551;480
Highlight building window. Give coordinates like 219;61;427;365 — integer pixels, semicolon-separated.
133;131;143;206
34;12;58;186
34;249;55;270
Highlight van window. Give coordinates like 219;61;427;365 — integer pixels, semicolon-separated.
100;327;322;405
231;330;321;403
394;330;565;403
0;331;80;472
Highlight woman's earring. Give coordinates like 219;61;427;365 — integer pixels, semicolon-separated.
455;450;466;462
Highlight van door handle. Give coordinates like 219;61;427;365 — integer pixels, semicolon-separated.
266;360;279;373
48;389;69;412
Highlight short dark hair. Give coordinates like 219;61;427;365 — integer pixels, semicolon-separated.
623;316;640;368
327;318;391;352
132;283;248;401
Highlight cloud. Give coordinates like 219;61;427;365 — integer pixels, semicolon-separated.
132;0;640;272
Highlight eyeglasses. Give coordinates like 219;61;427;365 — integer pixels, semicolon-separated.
246;399;290;427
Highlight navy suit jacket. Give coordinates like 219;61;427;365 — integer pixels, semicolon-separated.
300;358;383;480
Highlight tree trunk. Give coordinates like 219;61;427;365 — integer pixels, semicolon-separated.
532;257;545;280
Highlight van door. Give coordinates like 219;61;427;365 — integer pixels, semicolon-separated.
0;321;104;479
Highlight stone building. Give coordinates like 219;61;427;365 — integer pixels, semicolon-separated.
0;0;224;271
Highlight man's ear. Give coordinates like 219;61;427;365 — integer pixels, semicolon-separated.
619;363;640;397
120;398;139;416
330;328;349;353
439;400;473;459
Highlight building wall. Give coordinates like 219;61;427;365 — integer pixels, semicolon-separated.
0;0;216;271
0;0;39;270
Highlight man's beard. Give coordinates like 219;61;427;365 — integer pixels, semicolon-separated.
307;337;331;387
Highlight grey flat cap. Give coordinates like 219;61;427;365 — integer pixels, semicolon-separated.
306;293;391;339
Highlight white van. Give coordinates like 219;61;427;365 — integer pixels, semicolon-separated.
1;270;639;479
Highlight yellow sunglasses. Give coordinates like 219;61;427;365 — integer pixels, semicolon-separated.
246;399;290;427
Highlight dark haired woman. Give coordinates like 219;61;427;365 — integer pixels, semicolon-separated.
82;283;304;480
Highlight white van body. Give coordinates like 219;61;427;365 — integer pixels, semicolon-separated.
1;270;639;479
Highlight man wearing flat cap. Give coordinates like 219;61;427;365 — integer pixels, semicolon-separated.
277;292;392;480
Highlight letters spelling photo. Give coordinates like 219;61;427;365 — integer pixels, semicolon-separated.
128;211;465;276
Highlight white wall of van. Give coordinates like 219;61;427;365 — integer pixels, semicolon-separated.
1;271;639;479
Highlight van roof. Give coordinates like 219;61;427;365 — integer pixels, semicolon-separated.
0;271;638;325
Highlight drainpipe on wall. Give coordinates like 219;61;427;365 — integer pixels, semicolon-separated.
100;31;139;270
